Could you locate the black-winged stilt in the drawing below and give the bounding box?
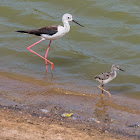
[17,13,83,71]
[95,64,125,98]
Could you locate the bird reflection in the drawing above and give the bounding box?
[44,71,54,82]
[94,96,111,132]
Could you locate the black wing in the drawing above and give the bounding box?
[17,26,58,36]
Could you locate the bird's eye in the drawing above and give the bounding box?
[68,17,70,19]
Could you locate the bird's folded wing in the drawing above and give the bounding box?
[28,26,58,36]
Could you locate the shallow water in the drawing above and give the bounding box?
[0,0,140,99]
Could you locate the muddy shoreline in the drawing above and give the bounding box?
[0,71,140,139]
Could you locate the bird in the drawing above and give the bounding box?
[95,64,125,98]
[16,13,84,71]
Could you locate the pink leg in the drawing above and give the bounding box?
[102,84,104,94]
[45,40,52,71]
[27,39,54,70]
[98,84,111,98]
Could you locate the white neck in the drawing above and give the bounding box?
[62,20,70,33]
[112,70,117,79]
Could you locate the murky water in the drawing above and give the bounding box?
[0,0,140,99]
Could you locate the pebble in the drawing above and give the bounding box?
[40,109,49,113]
[105,130,108,133]
[89,118,100,124]
[27,120,33,124]
[118,113,122,117]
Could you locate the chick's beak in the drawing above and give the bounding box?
[119,68,125,72]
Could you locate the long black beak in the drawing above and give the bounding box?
[72,20,84,27]
[119,68,125,72]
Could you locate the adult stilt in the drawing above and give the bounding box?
[17,13,83,71]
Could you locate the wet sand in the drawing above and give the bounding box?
[0,71,140,140]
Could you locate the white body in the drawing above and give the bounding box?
[41,14,72,40]
[100,71,117,85]
[41,25,70,40]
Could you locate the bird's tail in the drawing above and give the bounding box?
[95,75,99,79]
[16,30,29,34]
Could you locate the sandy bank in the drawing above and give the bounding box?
[0,71,140,139]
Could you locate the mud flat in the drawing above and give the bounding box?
[0,71,140,140]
